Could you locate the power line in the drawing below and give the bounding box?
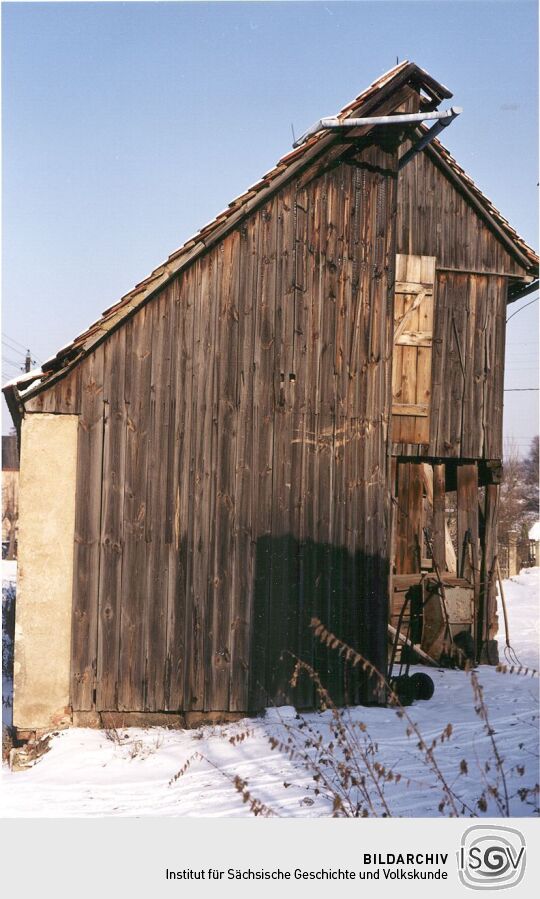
[1,340,27,359]
[2,357,25,369]
[504,388,539,392]
[1,332,28,352]
[1,333,42,368]
[506,296,539,324]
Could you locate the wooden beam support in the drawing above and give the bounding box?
[457,463,479,580]
[432,463,446,572]
[396,462,424,574]
[479,484,500,662]
[457,463,480,658]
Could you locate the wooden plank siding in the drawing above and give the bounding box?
[397,143,526,277]
[391,270,508,459]
[22,111,528,709]
[29,137,398,714]
[391,254,436,446]
[392,142,522,461]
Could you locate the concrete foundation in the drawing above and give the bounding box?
[13,413,78,732]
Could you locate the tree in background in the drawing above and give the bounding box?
[520,435,539,521]
[498,436,539,573]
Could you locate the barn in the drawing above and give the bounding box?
[4,61,538,737]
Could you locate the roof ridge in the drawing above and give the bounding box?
[4,62,536,402]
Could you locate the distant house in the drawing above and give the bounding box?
[3,61,538,737]
[2,434,19,559]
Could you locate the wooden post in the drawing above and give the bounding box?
[479,483,499,662]
[457,463,480,658]
[432,463,446,572]
[508,534,518,577]
[396,461,423,574]
[457,464,479,579]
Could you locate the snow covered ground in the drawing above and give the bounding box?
[1,563,538,818]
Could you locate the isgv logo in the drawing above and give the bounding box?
[458,826,526,890]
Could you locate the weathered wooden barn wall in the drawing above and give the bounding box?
[393,146,524,459]
[397,145,525,276]
[25,136,399,713]
[388,147,529,663]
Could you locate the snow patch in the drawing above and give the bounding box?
[264,706,298,721]
[1,567,538,817]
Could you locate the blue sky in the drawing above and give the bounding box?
[2,0,538,452]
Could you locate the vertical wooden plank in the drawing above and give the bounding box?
[486,277,506,460]
[249,200,277,711]
[479,483,499,657]
[457,462,480,658]
[398,254,422,445]
[432,462,446,572]
[391,283,405,446]
[144,293,172,710]
[430,271,448,455]
[413,255,435,444]
[206,233,240,710]
[166,270,195,711]
[295,171,325,702]
[268,184,298,706]
[466,276,485,458]
[307,174,331,695]
[457,463,479,583]
[391,254,435,449]
[118,306,153,711]
[230,217,257,712]
[396,461,423,574]
[315,170,341,700]
[448,275,467,457]
[290,184,315,710]
[395,462,409,575]
[329,167,349,702]
[363,160,389,701]
[186,257,217,711]
[71,346,105,710]
[96,330,126,710]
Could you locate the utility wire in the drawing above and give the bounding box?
[2,357,25,369]
[506,296,539,324]
[504,388,539,392]
[1,332,29,352]
[1,333,42,366]
[1,340,27,358]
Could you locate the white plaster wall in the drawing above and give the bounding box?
[13,413,79,731]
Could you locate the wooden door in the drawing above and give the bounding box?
[391,254,436,445]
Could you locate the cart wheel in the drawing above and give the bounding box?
[391,676,415,706]
[410,672,435,700]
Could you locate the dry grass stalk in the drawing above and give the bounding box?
[496,663,538,678]
[309,618,462,816]
[167,621,537,818]
[169,745,276,817]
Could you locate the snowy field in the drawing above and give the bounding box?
[1,563,538,818]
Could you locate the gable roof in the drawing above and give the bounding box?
[422,133,538,282]
[5,61,538,409]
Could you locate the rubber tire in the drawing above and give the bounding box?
[410,672,435,701]
[391,676,415,706]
